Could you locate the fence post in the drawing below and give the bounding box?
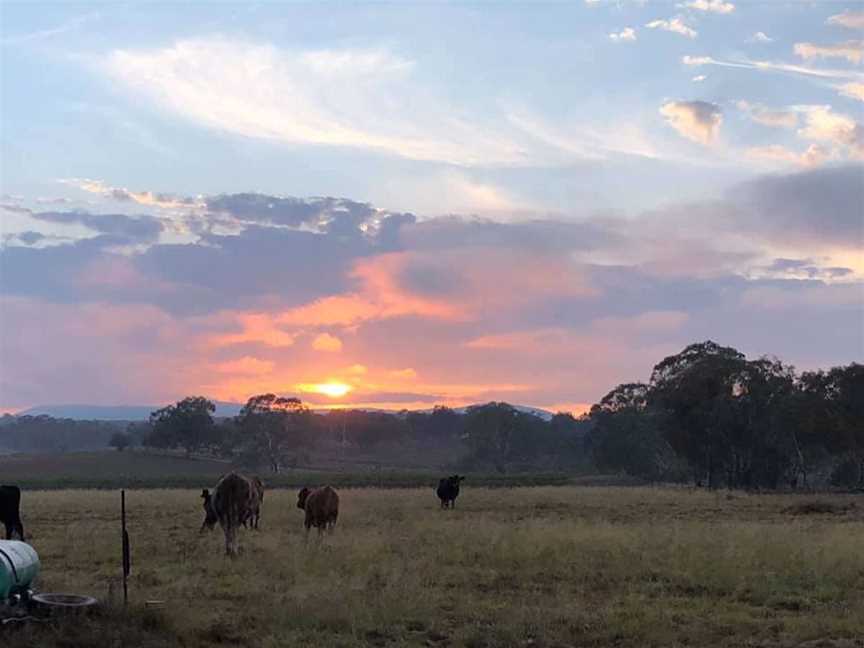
[121,490,130,607]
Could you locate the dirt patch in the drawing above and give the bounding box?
[781,501,855,516]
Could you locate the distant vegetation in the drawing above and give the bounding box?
[587,341,862,490]
[2,340,860,490]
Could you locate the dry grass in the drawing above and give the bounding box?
[6,487,864,647]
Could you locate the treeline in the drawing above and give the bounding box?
[3,340,860,489]
[0,414,128,453]
[587,341,862,489]
[128,395,591,473]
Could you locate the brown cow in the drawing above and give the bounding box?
[297,486,339,540]
[201,472,257,556]
[245,476,264,530]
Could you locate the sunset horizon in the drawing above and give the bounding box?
[2,1,862,416]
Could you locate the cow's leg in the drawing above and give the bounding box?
[224,525,238,557]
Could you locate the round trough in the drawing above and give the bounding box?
[30,592,98,614]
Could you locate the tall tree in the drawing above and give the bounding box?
[587,383,677,480]
[802,364,864,486]
[649,341,747,488]
[148,396,216,455]
[236,394,312,473]
[463,402,549,473]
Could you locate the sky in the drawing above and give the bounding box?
[0,0,862,414]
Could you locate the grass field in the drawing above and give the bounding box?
[5,486,864,647]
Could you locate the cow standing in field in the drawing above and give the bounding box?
[297,486,339,540]
[200,475,263,533]
[245,476,264,530]
[200,473,257,556]
[0,485,24,540]
[436,475,464,509]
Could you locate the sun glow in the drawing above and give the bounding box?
[298,381,353,398]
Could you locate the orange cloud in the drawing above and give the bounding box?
[213,356,275,375]
[312,332,343,352]
[207,313,296,348]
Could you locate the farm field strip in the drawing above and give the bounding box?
[8,486,864,648]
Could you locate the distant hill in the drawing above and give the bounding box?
[18,402,244,420]
[17,402,556,421]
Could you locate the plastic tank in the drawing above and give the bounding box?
[0,540,40,600]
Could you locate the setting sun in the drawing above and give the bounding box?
[297,381,352,398]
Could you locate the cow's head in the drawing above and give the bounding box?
[297,487,311,510]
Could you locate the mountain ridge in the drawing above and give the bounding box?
[15,402,557,421]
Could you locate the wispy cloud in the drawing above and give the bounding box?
[837,82,864,102]
[1,11,99,46]
[679,0,734,15]
[60,178,202,211]
[794,41,864,65]
[750,32,773,44]
[646,16,698,39]
[609,27,637,43]
[827,10,864,30]
[103,38,529,167]
[682,54,864,81]
[736,101,799,128]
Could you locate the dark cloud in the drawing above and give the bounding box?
[1,168,861,325]
[403,216,617,252]
[204,194,406,240]
[732,165,864,247]
[137,225,370,314]
[30,209,164,243]
[761,258,854,279]
[11,231,45,246]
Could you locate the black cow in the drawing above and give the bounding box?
[0,485,25,540]
[436,475,465,509]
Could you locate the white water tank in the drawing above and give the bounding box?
[0,540,40,600]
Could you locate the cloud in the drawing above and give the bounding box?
[732,165,864,248]
[796,105,864,158]
[660,101,722,145]
[609,28,637,43]
[692,75,707,82]
[61,178,201,210]
[682,54,864,81]
[749,258,854,282]
[214,356,275,375]
[103,38,529,167]
[794,41,864,65]
[646,17,698,39]
[745,144,834,168]
[827,10,864,30]
[736,101,799,128]
[3,168,862,410]
[837,82,864,101]
[1,11,99,45]
[679,0,734,14]
[5,231,46,246]
[312,333,343,353]
[9,205,164,244]
[750,32,774,43]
